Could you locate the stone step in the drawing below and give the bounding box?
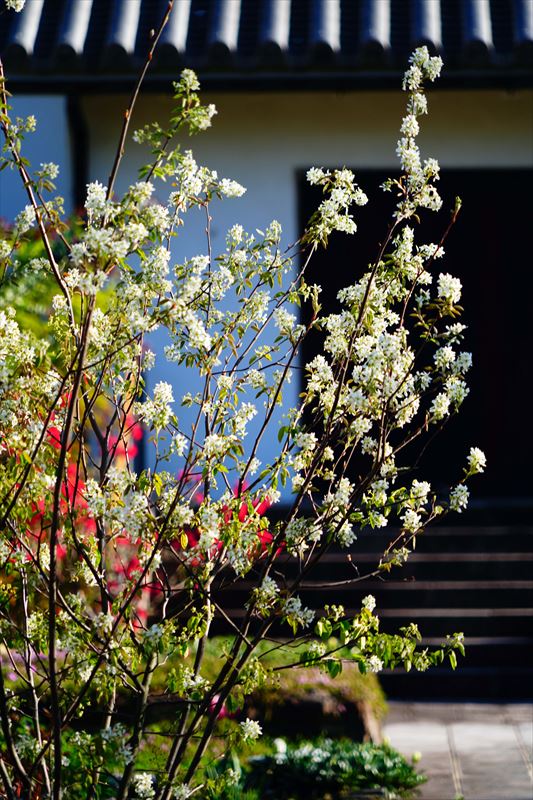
[421,636,533,667]
[209,522,533,699]
[216,580,533,610]
[285,553,533,581]
[380,666,533,701]
[298,580,533,608]
[379,607,533,638]
[317,551,533,562]
[352,526,533,555]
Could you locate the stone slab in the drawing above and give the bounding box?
[383,702,533,800]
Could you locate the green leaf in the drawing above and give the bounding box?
[325,659,342,679]
[315,618,332,641]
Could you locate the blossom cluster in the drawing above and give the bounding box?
[304,167,368,246]
[386,46,444,218]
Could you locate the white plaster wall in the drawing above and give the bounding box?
[0,96,73,221]
[83,88,533,251]
[82,89,533,481]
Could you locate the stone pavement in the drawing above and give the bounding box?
[382,702,533,800]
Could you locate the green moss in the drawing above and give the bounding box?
[253,661,386,718]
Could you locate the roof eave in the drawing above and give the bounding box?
[5,69,533,94]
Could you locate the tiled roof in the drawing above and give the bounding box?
[1,0,532,89]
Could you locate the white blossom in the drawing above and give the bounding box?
[130,181,155,205]
[169,504,194,528]
[143,203,171,234]
[402,508,422,532]
[5,0,25,10]
[227,223,244,244]
[306,167,328,185]
[438,273,462,304]
[133,772,155,799]
[250,576,279,613]
[218,178,246,198]
[396,138,421,174]
[0,239,12,260]
[197,103,217,130]
[411,92,428,115]
[172,785,192,800]
[411,480,431,506]
[180,68,200,90]
[217,374,234,392]
[285,518,321,557]
[266,219,282,241]
[467,447,486,474]
[362,595,376,613]
[233,402,257,436]
[169,432,187,456]
[449,484,469,513]
[203,433,228,458]
[274,307,296,335]
[400,114,420,137]
[14,205,36,235]
[402,64,423,92]
[281,596,315,629]
[446,376,469,407]
[85,181,107,215]
[445,322,467,343]
[337,521,356,547]
[137,382,174,429]
[434,346,456,371]
[39,161,59,180]
[240,718,262,743]
[246,369,267,390]
[453,352,472,374]
[403,46,442,90]
[430,392,450,420]
[325,477,353,510]
[142,624,164,647]
[28,257,49,271]
[367,655,384,673]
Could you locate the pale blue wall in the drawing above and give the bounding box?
[0,96,73,221]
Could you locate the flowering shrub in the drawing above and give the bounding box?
[0,3,486,799]
[245,737,425,799]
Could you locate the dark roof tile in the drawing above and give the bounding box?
[159,0,192,56]
[1,0,531,86]
[412,0,443,51]
[57,0,93,58]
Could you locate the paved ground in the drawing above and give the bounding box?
[382,702,533,800]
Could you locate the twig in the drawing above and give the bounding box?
[106,1,175,200]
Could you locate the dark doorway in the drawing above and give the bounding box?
[299,169,533,510]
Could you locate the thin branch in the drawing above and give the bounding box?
[106,1,175,200]
[0,60,76,333]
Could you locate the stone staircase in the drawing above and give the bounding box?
[380,527,533,701]
[306,524,533,701]
[216,522,533,701]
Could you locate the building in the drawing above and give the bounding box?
[1,0,532,698]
